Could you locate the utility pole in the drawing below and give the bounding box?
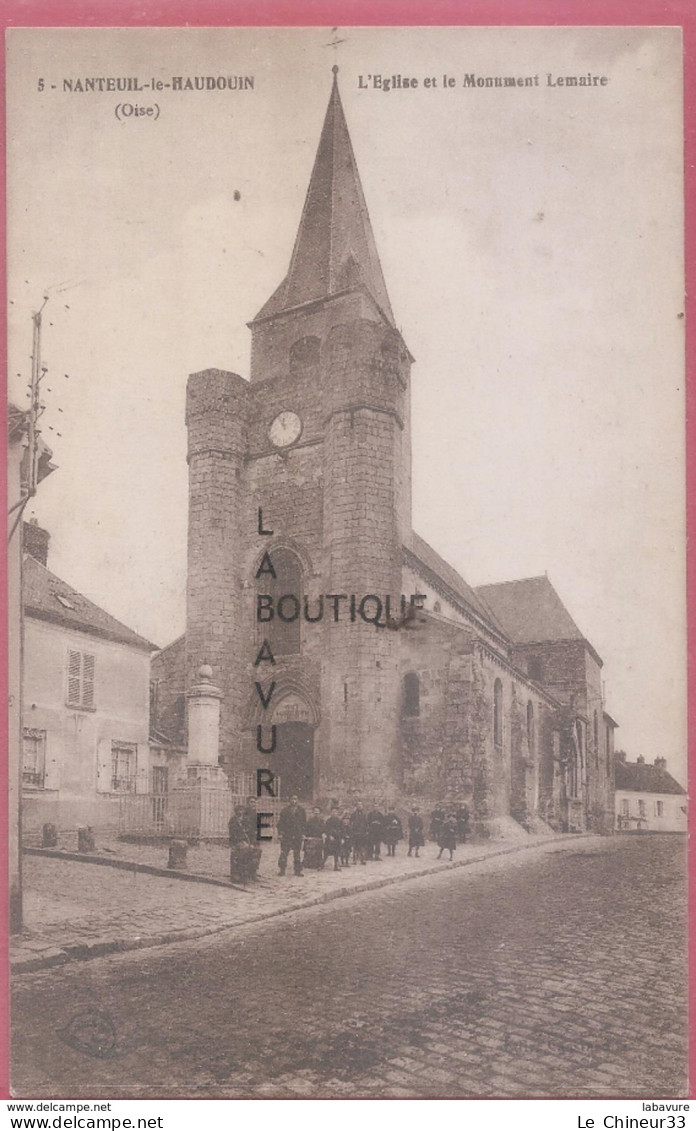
[8,296,49,543]
[27,296,49,498]
[8,296,54,933]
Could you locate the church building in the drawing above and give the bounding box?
[152,69,616,836]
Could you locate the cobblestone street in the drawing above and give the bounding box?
[14,824,545,968]
[11,835,687,1099]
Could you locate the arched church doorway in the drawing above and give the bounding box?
[257,692,315,801]
[274,721,314,800]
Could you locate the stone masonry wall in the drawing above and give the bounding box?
[399,616,477,803]
[186,369,248,763]
[319,319,409,795]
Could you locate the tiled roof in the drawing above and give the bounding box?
[8,403,28,440]
[407,534,506,634]
[475,575,586,647]
[23,554,157,652]
[615,759,686,796]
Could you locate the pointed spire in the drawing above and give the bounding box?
[253,68,395,325]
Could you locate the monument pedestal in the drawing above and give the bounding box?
[167,665,232,838]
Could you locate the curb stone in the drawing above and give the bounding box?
[12,833,596,974]
[22,847,249,892]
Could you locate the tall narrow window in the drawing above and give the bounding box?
[493,679,503,748]
[22,728,46,788]
[259,548,303,656]
[576,720,585,762]
[151,766,168,795]
[569,722,584,798]
[403,672,420,717]
[526,700,535,757]
[67,650,95,709]
[593,710,599,767]
[150,680,160,730]
[111,742,137,793]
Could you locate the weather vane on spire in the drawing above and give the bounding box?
[325,26,346,71]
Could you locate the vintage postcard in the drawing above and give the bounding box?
[6,24,688,1101]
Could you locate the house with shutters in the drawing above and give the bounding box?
[21,521,160,835]
[614,752,687,833]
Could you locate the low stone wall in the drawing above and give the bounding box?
[22,793,122,841]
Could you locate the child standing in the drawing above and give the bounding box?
[383,806,403,857]
[437,813,458,861]
[324,807,343,871]
[339,814,352,867]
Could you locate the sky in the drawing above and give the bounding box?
[6,26,686,779]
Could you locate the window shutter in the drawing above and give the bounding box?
[67,650,81,705]
[43,735,60,791]
[82,653,95,708]
[96,739,111,793]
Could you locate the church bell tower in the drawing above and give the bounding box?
[186,68,413,799]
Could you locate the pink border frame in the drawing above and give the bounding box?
[0,0,692,1102]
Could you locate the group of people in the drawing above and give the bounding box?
[275,797,406,876]
[428,801,471,860]
[228,795,471,882]
[403,801,470,860]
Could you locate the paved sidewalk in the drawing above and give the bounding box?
[12,829,595,973]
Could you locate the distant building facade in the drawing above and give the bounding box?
[153,71,617,835]
[614,753,687,833]
[21,525,162,834]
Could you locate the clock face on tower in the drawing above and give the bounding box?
[269,410,302,448]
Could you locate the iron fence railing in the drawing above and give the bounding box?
[118,787,286,839]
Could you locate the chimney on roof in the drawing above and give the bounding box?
[636,755,645,764]
[23,519,50,567]
[654,756,667,770]
[615,750,627,763]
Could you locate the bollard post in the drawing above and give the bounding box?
[77,827,95,853]
[42,822,58,848]
[168,839,188,870]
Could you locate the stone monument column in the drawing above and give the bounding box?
[186,663,224,784]
[172,665,228,837]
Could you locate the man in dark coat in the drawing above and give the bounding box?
[350,802,368,865]
[324,807,343,871]
[408,806,425,857]
[228,806,248,848]
[455,802,470,844]
[228,804,262,883]
[277,795,307,876]
[437,813,458,860]
[242,796,258,843]
[429,802,446,844]
[383,806,403,856]
[366,805,385,860]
